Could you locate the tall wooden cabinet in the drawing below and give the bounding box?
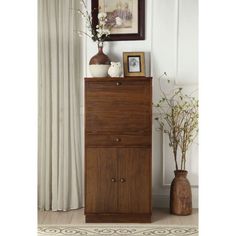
[84,77,152,223]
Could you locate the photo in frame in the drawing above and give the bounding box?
[123,52,145,76]
[92,0,145,41]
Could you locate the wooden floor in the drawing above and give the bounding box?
[38,208,198,225]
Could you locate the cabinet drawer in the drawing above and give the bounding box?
[86,134,151,147]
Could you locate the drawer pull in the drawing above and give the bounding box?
[120,178,126,183]
[111,178,116,182]
[115,138,121,142]
[116,82,122,86]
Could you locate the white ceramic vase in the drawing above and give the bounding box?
[89,64,110,77]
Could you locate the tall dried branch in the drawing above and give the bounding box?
[154,73,199,171]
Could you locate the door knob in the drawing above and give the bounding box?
[111,178,116,182]
[120,178,126,183]
[115,138,121,142]
[116,82,122,86]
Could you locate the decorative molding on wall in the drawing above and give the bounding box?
[174,0,198,85]
[174,0,180,85]
[162,131,198,188]
[152,194,169,208]
[154,110,198,188]
[152,193,198,208]
[150,0,154,77]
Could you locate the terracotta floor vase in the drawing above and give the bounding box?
[170,170,192,215]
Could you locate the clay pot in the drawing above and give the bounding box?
[170,170,192,215]
[89,43,111,77]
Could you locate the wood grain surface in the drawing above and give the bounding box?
[84,77,152,223]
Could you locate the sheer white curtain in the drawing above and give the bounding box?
[38,0,83,211]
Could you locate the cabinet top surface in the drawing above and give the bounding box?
[85,77,152,82]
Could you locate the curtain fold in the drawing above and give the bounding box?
[38,0,82,211]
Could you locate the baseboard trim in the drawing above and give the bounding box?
[152,194,198,208]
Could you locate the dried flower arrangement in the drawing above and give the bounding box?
[154,73,199,170]
[76,0,111,46]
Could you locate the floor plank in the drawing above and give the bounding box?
[38,208,198,225]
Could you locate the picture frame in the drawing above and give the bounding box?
[91,0,145,41]
[123,52,145,76]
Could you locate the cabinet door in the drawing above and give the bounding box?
[85,80,152,135]
[85,148,118,213]
[117,148,151,214]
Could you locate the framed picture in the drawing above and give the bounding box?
[92,0,145,41]
[123,52,145,76]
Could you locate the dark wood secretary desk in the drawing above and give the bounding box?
[84,77,152,223]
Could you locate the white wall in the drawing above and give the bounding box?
[151,0,198,208]
[80,0,198,208]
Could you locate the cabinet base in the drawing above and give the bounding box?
[85,214,152,223]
